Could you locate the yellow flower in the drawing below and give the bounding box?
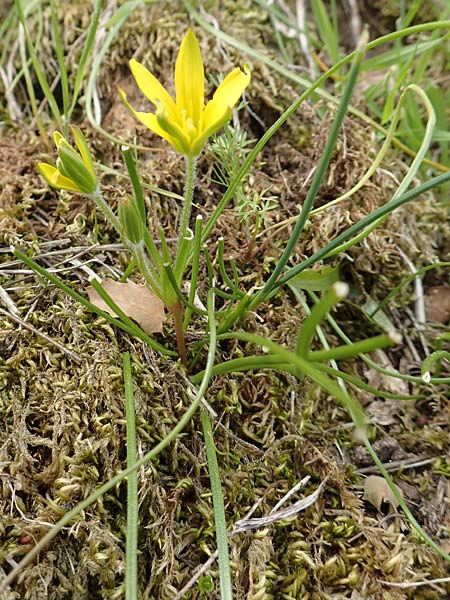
[37,127,97,194]
[119,28,250,157]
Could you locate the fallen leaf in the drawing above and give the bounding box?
[424,285,450,324]
[86,280,165,334]
[363,475,403,513]
[365,350,409,396]
[366,399,400,426]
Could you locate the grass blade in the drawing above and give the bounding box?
[14,0,62,128]
[49,0,69,124]
[123,352,138,600]
[249,29,369,310]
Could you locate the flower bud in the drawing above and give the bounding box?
[57,146,98,195]
[119,196,144,244]
[36,128,98,195]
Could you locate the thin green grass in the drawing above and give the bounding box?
[11,0,102,135]
[200,291,232,600]
[123,352,138,600]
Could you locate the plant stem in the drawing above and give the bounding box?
[296,283,348,358]
[133,242,162,298]
[169,299,188,367]
[183,215,203,330]
[90,188,121,232]
[177,154,196,257]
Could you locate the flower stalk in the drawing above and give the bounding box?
[178,154,197,256]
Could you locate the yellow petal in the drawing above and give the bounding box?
[175,29,204,124]
[53,131,73,154]
[119,89,185,154]
[203,64,250,130]
[37,163,82,193]
[189,107,233,157]
[71,126,96,177]
[155,107,192,155]
[129,58,177,119]
[53,131,65,147]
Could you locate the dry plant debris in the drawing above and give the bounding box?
[86,280,166,334]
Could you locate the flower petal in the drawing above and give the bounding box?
[175,29,204,123]
[189,108,233,157]
[119,89,186,154]
[37,163,82,193]
[129,58,177,119]
[155,107,192,155]
[71,126,96,177]
[53,131,65,147]
[203,64,250,130]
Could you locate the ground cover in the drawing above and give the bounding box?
[0,1,449,598]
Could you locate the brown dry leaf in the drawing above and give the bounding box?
[86,280,165,334]
[363,475,403,513]
[366,399,400,426]
[424,285,450,324]
[365,350,409,396]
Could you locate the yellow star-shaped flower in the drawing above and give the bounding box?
[120,29,250,157]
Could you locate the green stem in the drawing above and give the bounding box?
[308,333,399,363]
[133,242,162,298]
[421,351,450,382]
[169,300,188,367]
[183,215,204,330]
[296,283,348,358]
[89,188,121,232]
[122,146,146,221]
[177,154,196,259]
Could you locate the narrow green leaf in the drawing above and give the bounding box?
[311,0,340,64]
[287,264,340,292]
[123,352,138,600]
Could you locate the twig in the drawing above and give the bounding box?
[379,576,450,589]
[396,246,426,326]
[355,455,436,475]
[0,284,20,315]
[233,476,328,533]
[173,476,328,599]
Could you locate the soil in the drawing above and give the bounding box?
[0,1,449,599]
